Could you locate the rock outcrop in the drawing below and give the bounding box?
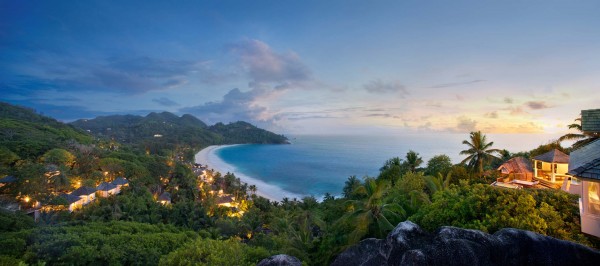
[331,221,600,266]
[257,254,302,266]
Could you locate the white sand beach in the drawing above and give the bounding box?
[195,145,304,202]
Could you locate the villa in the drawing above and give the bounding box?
[533,149,571,189]
[111,177,129,193]
[96,182,119,197]
[62,193,86,212]
[217,194,236,208]
[567,109,600,238]
[70,186,97,205]
[497,157,533,181]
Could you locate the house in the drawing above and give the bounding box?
[61,193,86,212]
[70,186,97,205]
[568,139,600,238]
[217,195,237,208]
[532,149,571,189]
[158,192,171,205]
[96,182,118,197]
[497,157,534,181]
[567,108,600,238]
[111,177,129,193]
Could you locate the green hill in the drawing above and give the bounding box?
[70,112,288,151]
[0,102,92,159]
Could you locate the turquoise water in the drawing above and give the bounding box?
[215,133,562,198]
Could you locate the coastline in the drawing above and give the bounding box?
[195,145,304,202]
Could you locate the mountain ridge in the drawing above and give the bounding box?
[69,110,288,149]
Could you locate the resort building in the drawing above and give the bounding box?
[568,109,600,238]
[158,191,171,205]
[111,177,129,193]
[70,186,97,205]
[96,182,119,197]
[497,157,534,181]
[62,193,86,212]
[217,194,237,208]
[494,157,538,189]
[533,149,571,189]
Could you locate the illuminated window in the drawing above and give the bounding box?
[571,177,581,185]
[589,182,600,216]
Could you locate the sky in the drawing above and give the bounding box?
[1,0,599,135]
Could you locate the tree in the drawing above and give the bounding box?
[345,178,405,243]
[41,148,75,168]
[0,147,20,167]
[50,167,71,192]
[558,117,600,149]
[424,172,452,196]
[459,131,501,175]
[342,175,362,199]
[404,150,423,172]
[378,157,406,186]
[424,154,452,176]
[98,158,126,180]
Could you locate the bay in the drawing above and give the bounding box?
[212,133,564,199]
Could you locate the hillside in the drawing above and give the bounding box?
[0,102,93,159]
[70,111,288,151]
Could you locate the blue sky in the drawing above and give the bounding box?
[2,0,599,134]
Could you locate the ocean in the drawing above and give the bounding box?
[201,133,564,200]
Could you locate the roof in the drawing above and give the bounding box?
[0,175,17,183]
[96,182,117,191]
[71,186,97,196]
[533,149,570,164]
[497,157,533,174]
[158,192,171,201]
[112,177,129,186]
[217,195,235,204]
[582,109,600,133]
[61,193,82,204]
[568,139,600,180]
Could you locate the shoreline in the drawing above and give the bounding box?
[195,145,304,202]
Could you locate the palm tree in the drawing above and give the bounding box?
[342,175,362,199]
[558,118,600,149]
[404,150,423,172]
[424,172,452,196]
[378,157,405,186]
[345,178,405,243]
[460,131,501,175]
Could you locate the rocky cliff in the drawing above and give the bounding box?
[331,221,600,266]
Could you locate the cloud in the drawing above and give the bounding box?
[365,113,400,118]
[484,111,498,119]
[454,116,478,132]
[526,101,549,110]
[503,97,514,104]
[229,39,311,88]
[179,88,272,126]
[152,97,180,107]
[363,79,409,95]
[2,100,158,121]
[286,115,337,121]
[509,107,527,115]
[429,79,485,89]
[3,56,206,96]
[180,39,320,127]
